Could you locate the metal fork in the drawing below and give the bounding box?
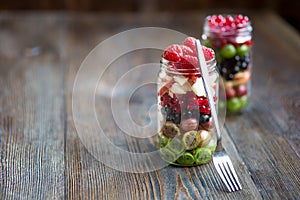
[195,39,242,192]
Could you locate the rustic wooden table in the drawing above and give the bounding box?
[0,11,299,200]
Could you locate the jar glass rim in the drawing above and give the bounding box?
[160,56,216,75]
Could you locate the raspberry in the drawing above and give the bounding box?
[183,37,197,53]
[181,45,195,56]
[163,37,215,74]
[202,46,215,60]
[163,44,183,62]
[184,37,215,61]
[164,51,180,62]
[182,55,198,68]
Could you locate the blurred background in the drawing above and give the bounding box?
[0,0,299,31]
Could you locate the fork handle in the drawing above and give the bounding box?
[195,39,222,143]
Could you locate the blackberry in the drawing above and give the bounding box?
[233,65,240,73]
[172,113,181,124]
[221,67,227,75]
[199,114,210,125]
[234,55,240,62]
[241,61,248,70]
[166,115,173,121]
[220,54,250,80]
[165,107,173,114]
[244,54,250,63]
[226,73,234,80]
[164,107,181,124]
[220,57,236,69]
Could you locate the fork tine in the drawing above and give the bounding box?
[217,163,234,192]
[223,162,240,191]
[226,161,242,190]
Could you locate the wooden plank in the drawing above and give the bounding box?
[225,12,300,200]
[0,11,298,200]
[64,12,262,199]
[0,13,66,199]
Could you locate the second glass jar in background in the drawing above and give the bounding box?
[202,14,253,113]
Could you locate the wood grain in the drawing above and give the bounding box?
[0,11,299,200]
[0,14,66,199]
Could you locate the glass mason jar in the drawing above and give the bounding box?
[202,14,253,113]
[157,56,218,166]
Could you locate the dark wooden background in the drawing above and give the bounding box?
[0,0,300,31]
[0,10,299,199]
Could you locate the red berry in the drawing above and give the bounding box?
[225,15,234,26]
[203,98,209,106]
[183,37,215,61]
[197,96,204,105]
[173,105,181,113]
[183,37,197,53]
[207,14,250,30]
[244,40,253,46]
[181,45,195,56]
[235,84,247,97]
[202,46,215,60]
[197,96,209,106]
[215,15,225,24]
[160,93,171,106]
[163,51,180,62]
[200,105,211,115]
[226,87,236,99]
[182,55,198,68]
[208,15,218,27]
[163,44,183,62]
[235,14,244,21]
[234,14,249,28]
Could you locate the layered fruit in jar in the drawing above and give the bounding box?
[157,37,218,166]
[202,14,253,113]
